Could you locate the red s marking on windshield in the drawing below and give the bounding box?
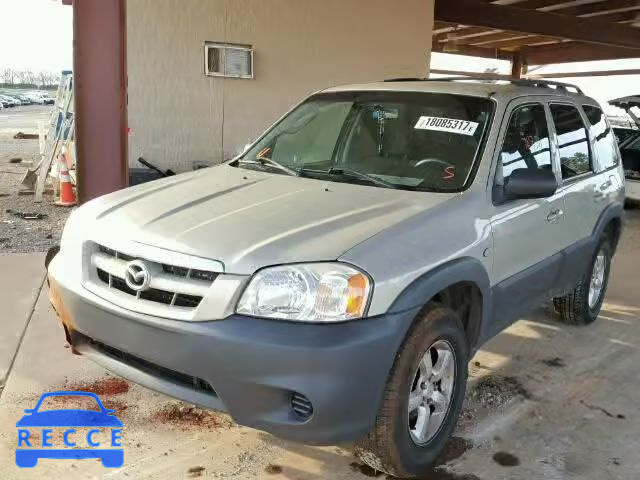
[443,166,455,180]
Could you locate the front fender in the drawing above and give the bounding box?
[387,257,492,352]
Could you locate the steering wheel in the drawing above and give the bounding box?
[413,158,455,169]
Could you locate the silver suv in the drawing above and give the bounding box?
[48,78,625,477]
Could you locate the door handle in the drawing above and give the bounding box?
[599,181,612,191]
[546,209,563,222]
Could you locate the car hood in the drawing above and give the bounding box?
[83,165,457,274]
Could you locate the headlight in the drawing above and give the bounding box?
[236,263,371,322]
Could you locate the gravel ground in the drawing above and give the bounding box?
[0,106,71,253]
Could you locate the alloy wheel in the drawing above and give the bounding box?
[408,340,456,445]
[588,251,607,309]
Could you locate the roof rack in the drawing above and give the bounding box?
[383,76,584,95]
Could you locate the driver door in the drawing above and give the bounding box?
[489,99,571,328]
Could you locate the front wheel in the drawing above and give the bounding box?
[354,305,468,478]
[553,235,612,326]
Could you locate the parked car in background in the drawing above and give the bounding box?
[610,96,640,205]
[613,126,637,145]
[13,94,33,105]
[616,129,640,205]
[24,91,54,105]
[26,93,44,104]
[48,78,625,478]
[0,95,18,108]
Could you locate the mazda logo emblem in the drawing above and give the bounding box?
[124,260,151,292]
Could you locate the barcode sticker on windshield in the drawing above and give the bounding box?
[414,116,479,136]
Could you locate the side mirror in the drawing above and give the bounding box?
[503,168,558,199]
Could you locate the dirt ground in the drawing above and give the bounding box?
[0,106,71,253]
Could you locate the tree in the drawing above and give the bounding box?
[2,68,16,85]
[22,69,37,86]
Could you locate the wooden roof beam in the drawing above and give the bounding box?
[440,1,622,40]
[433,27,505,45]
[526,41,640,63]
[556,0,640,17]
[480,0,594,12]
[431,42,513,60]
[528,68,640,78]
[434,0,640,49]
[464,31,557,46]
[474,35,565,49]
[587,10,640,23]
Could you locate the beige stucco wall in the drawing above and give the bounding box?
[127,0,434,171]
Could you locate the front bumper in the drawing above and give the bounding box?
[48,253,418,445]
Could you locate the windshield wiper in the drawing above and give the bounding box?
[236,156,299,177]
[299,167,399,189]
[325,167,399,189]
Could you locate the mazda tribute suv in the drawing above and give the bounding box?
[47,78,625,477]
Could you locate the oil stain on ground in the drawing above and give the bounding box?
[152,403,234,430]
[264,463,283,474]
[187,465,206,477]
[540,357,566,368]
[579,400,626,419]
[43,378,131,413]
[492,451,520,467]
[65,376,131,396]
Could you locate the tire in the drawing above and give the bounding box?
[553,235,612,326]
[354,305,468,478]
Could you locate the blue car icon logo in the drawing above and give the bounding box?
[16,391,123,468]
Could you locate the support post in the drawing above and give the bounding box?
[72,0,128,204]
[511,52,524,79]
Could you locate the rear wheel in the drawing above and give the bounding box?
[354,306,468,478]
[553,235,612,326]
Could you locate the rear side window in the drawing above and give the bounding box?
[499,104,552,182]
[550,104,591,179]
[583,105,619,170]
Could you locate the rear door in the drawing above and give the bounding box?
[490,98,571,327]
[549,103,607,242]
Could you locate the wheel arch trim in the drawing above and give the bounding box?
[591,202,624,251]
[386,257,491,352]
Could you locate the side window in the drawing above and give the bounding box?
[550,104,592,179]
[583,105,619,170]
[500,104,552,182]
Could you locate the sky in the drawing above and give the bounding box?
[0,0,72,73]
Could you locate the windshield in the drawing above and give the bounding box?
[235,91,493,191]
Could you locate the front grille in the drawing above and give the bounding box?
[75,332,216,396]
[92,244,217,309]
[290,392,313,419]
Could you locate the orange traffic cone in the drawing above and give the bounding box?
[55,162,77,207]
